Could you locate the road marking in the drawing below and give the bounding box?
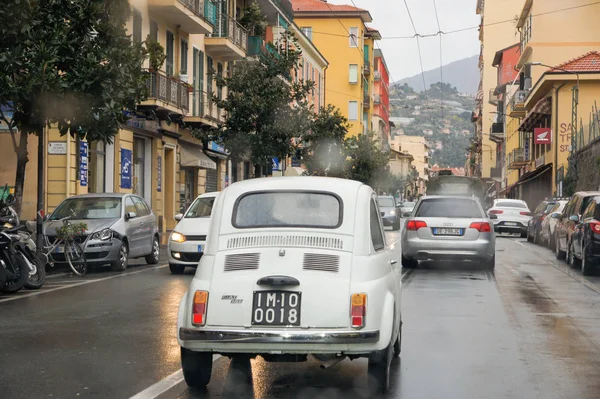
[0,264,168,304]
[513,240,525,246]
[129,355,222,399]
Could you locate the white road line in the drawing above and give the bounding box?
[129,355,221,399]
[513,240,525,246]
[0,264,168,304]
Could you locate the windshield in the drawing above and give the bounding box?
[185,196,216,218]
[415,198,483,218]
[234,192,341,228]
[495,201,527,209]
[403,202,416,208]
[49,197,122,220]
[378,197,395,207]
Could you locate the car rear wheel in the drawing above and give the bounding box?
[181,348,213,389]
[368,341,392,394]
[582,242,594,276]
[169,263,185,274]
[401,254,418,269]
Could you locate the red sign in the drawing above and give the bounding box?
[534,127,552,144]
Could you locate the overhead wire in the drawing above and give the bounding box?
[402,0,428,108]
[432,0,443,119]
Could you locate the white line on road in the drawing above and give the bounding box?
[0,264,168,304]
[129,355,221,399]
[513,240,525,246]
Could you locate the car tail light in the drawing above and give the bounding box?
[540,214,546,221]
[350,293,367,329]
[192,291,209,326]
[489,210,503,214]
[520,211,532,216]
[590,221,600,234]
[406,220,427,230]
[469,222,491,232]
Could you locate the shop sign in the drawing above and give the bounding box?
[157,155,162,193]
[272,157,281,171]
[79,141,88,187]
[121,148,132,189]
[209,141,227,154]
[48,142,67,155]
[534,127,552,145]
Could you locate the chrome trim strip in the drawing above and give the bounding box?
[179,328,380,344]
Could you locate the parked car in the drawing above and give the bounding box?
[488,199,532,237]
[540,200,568,249]
[168,192,220,274]
[377,195,401,230]
[567,196,600,275]
[43,194,160,271]
[527,198,565,244]
[176,177,402,393]
[401,195,496,268]
[399,201,416,217]
[555,191,600,261]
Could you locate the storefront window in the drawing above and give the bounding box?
[88,141,105,193]
[133,137,145,197]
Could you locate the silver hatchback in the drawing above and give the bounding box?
[401,195,496,269]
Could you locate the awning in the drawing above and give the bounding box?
[518,96,552,132]
[180,144,216,170]
[284,167,306,176]
[517,163,552,185]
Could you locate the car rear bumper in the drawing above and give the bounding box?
[402,237,494,261]
[179,327,380,344]
[493,221,528,232]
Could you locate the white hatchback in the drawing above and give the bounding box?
[176,177,403,393]
[168,192,220,274]
[488,199,532,237]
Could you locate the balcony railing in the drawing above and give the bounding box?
[488,88,499,105]
[508,147,528,169]
[179,0,217,25]
[190,90,225,123]
[146,71,190,113]
[212,12,248,52]
[509,89,529,115]
[363,92,371,108]
[374,70,381,81]
[363,63,371,75]
[373,94,381,104]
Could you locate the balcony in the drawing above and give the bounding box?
[490,122,504,142]
[490,166,502,178]
[205,13,248,61]
[373,94,381,104]
[148,0,215,34]
[488,88,499,105]
[142,71,190,115]
[255,0,294,25]
[363,93,371,108]
[184,90,225,127]
[509,89,529,117]
[363,63,371,75]
[508,147,528,169]
[374,70,381,81]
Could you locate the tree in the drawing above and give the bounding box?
[0,0,148,231]
[301,105,349,177]
[208,31,313,167]
[345,132,390,187]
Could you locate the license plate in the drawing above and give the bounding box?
[252,291,301,326]
[504,222,517,226]
[197,245,203,252]
[55,246,64,253]
[433,228,463,236]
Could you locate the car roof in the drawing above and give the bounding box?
[224,176,365,197]
[377,195,394,199]
[65,193,127,199]
[494,198,525,202]
[198,191,220,199]
[420,195,481,201]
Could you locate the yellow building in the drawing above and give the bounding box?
[291,0,378,137]
[390,134,431,195]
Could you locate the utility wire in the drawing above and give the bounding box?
[403,0,428,101]
[432,0,443,119]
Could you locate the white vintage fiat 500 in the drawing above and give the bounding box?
[176,176,403,392]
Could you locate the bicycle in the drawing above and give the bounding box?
[42,215,88,277]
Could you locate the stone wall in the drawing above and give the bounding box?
[575,136,600,192]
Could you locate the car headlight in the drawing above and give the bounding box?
[91,228,113,241]
[171,231,186,243]
[389,210,396,215]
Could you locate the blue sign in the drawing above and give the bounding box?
[0,102,14,131]
[209,141,227,154]
[272,157,281,171]
[524,136,530,161]
[79,141,88,187]
[121,148,132,189]
[291,156,301,167]
[157,155,162,193]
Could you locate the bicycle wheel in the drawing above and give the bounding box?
[65,241,87,277]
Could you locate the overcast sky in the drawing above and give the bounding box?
[328,0,481,81]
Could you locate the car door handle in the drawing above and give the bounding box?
[257,275,300,286]
[390,259,398,265]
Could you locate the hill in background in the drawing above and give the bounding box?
[394,55,479,95]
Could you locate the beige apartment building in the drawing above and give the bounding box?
[390,134,431,195]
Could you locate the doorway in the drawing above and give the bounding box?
[165,147,176,230]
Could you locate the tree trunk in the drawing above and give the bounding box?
[13,131,29,217]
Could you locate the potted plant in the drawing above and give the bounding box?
[239,2,268,37]
[145,35,166,72]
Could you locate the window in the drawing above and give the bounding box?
[125,197,137,216]
[349,64,358,84]
[580,196,595,215]
[207,56,214,94]
[132,196,150,216]
[150,20,158,42]
[132,10,142,43]
[180,39,188,74]
[378,197,395,208]
[233,192,342,228]
[301,27,312,40]
[166,31,174,76]
[415,198,483,218]
[583,200,595,219]
[370,199,385,251]
[495,201,527,209]
[185,196,216,218]
[348,101,358,121]
[217,62,223,100]
[50,197,122,220]
[349,27,358,47]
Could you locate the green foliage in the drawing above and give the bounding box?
[56,222,87,241]
[345,132,390,187]
[145,36,166,71]
[239,2,268,37]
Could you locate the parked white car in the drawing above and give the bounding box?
[488,199,532,237]
[540,200,568,249]
[168,192,220,274]
[176,177,403,393]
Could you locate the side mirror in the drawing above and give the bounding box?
[174,213,183,222]
[126,211,137,220]
[489,213,498,220]
[569,215,580,223]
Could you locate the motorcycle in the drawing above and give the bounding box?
[0,186,46,292]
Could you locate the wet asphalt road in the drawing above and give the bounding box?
[3,230,600,398]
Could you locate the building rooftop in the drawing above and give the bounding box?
[291,0,373,21]
[551,51,600,73]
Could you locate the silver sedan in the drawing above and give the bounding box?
[401,195,496,269]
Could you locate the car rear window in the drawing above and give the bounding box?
[233,191,342,228]
[415,198,483,218]
[377,197,395,207]
[495,201,527,208]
